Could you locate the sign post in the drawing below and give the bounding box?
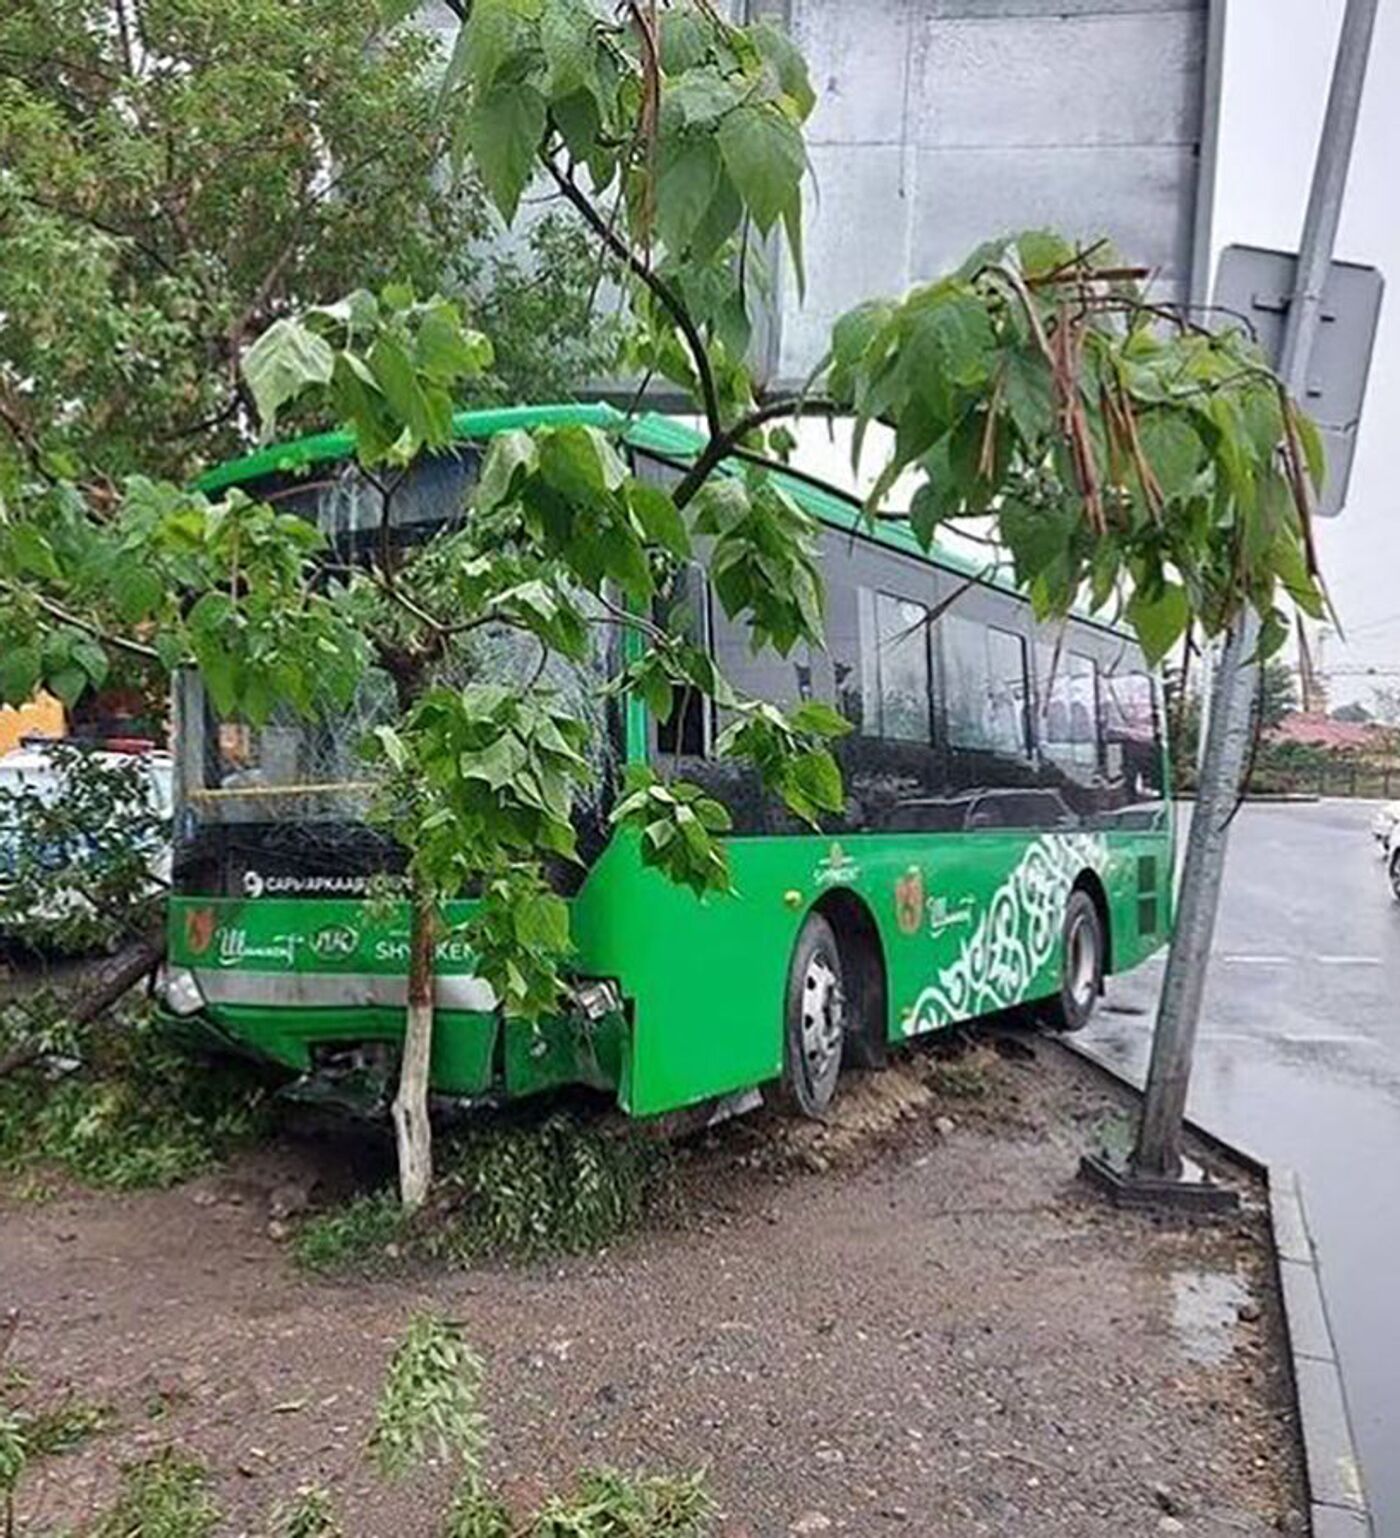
[1084,0,1383,1206]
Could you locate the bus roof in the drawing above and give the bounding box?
[196,401,1132,641]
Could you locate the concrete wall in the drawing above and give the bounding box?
[761,0,1219,387]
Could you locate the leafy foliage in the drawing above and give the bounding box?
[270,1486,343,1538]
[824,231,1327,665]
[0,1005,270,1189]
[371,1315,488,1484]
[293,1115,671,1275]
[90,1449,220,1538]
[0,0,610,484]
[533,1469,713,1537]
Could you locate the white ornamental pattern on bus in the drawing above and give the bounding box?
[904,833,1110,1035]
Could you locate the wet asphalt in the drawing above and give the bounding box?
[1081,799,1400,1534]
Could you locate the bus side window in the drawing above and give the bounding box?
[1103,664,1165,802]
[857,589,933,742]
[943,615,1031,758]
[1040,647,1103,780]
[653,563,710,758]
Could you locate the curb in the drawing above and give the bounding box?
[1050,1037,1372,1537]
[1269,1166,1371,1536]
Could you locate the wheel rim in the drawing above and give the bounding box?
[800,948,844,1087]
[1066,911,1099,1010]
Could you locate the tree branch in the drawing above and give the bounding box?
[540,152,723,437]
[671,396,842,509]
[0,580,161,662]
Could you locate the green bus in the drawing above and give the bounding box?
[160,402,1172,1119]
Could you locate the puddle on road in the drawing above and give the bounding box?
[1170,1268,1249,1366]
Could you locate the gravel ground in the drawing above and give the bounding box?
[1,1035,1305,1537]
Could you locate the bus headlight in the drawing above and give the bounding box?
[573,978,622,1022]
[160,965,206,1017]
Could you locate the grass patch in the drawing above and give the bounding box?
[294,1115,673,1277]
[292,1191,408,1276]
[0,1009,271,1191]
[91,1449,220,1538]
[16,1396,114,1458]
[532,1468,712,1535]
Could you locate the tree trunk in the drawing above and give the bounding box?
[0,927,166,1082]
[392,893,436,1211]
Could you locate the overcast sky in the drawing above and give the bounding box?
[1215,0,1398,706]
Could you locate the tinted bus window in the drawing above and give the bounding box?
[1042,648,1101,776]
[944,616,1030,757]
[1103,666,1164,802]
[858,590,932,742]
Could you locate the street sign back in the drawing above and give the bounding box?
[1213,243,1384,517]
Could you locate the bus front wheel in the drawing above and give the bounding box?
[781,912,846,1118]
[1041,888,1104,1033]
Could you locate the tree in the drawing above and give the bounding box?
[0,0,1327,1206]
[1259,658,1299,730]
[0,0,612,486]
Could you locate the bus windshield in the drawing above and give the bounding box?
[172,452,621,892]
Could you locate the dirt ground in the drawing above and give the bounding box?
[1,1035,1305,1537]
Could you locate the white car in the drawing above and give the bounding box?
[1372,800,1400,853]
[0,741,173,935]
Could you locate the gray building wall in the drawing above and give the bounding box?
[757,0,1222,387]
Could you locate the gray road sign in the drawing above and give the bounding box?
[1214,243,1384,518]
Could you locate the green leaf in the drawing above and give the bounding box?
[1137,414,1205,501]
[749,20,816,116]
[1125,582,1189,667]
[477,430,539,511]
[540,0,597,102]
[787,748,843,818]
[110,565,165,625]
[628,482,691,557]
[658,9,707,73]
[469,83,546,223]
[1001,350,1054,444]
[242,318,335,435]
[1295,410,1327,495]
[414,304,494,383]
[10,525,61,581]
[788,700,852,739]
[717,105,804,234]
[71,638,109,687]
[45,664,87,708]
[656,135,721,256]
[538,425,626,501]
[0,645,40,705]
[368,336,451,449]
[515,890,570,951]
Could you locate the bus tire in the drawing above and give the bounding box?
[1389,847,1400,903]
[781,912,846,1118]
[1041,888,1104,1033]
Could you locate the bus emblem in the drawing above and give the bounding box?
[311,924,359,959]
[895,868,924,935]
[184,907,217,956]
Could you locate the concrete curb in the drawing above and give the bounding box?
[1050,1037,1372,1537]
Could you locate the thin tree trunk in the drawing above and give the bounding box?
[392,892,436,1211]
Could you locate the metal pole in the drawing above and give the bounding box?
[1132,0,1379,1179]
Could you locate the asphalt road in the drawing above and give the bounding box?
[1081,799,1400,1534]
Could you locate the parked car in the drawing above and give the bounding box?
[0,738,172,945]
[1371,799,1400,852]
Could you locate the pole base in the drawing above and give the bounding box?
[1080,1147,1239,1213]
